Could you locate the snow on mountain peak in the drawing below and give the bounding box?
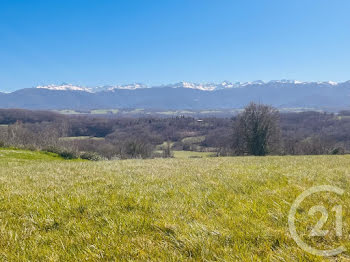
[35,80,343,93]
[315,81,339,86]
[36,83,148,92]
[327,81,338,86]
[293,80,304,84]
[180,82,218,91]
[99,83,148,92]
[36,84,93,92]
[172,81,245,91]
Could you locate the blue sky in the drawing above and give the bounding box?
[1,0,350,91]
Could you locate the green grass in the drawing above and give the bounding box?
[59,136,105,141]
[156,141,175,150]
[172,150,214,158]
[0,148,65,161]
[181,136,206,145]
[56,110,83,114]
[1,149,350,261]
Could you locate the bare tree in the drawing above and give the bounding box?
[234,102,280,156]
[162,140,173,158]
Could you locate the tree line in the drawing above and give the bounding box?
[0,105,349,159]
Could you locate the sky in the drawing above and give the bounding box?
[1,0,350,91]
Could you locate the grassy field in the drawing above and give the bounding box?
[172,150,214,158]
[0,148,350,261]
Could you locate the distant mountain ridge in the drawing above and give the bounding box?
[1,80,350,111]
[33,80,344,93]
[36,83,148,92]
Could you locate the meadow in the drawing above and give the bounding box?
[0,148,350,261]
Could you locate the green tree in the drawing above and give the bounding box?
[234,102,280,156]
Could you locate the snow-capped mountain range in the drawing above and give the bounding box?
[35,80,342,93]
[36,83,148,93]
[1,80,350,111]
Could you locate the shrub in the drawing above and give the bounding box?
[43,146,62,155]
[58,150,79,160]
[80,152,102,161]
[43,146,79,159]
[123,139,154,159]
[331,147,345,155]
[26,144,39,151]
